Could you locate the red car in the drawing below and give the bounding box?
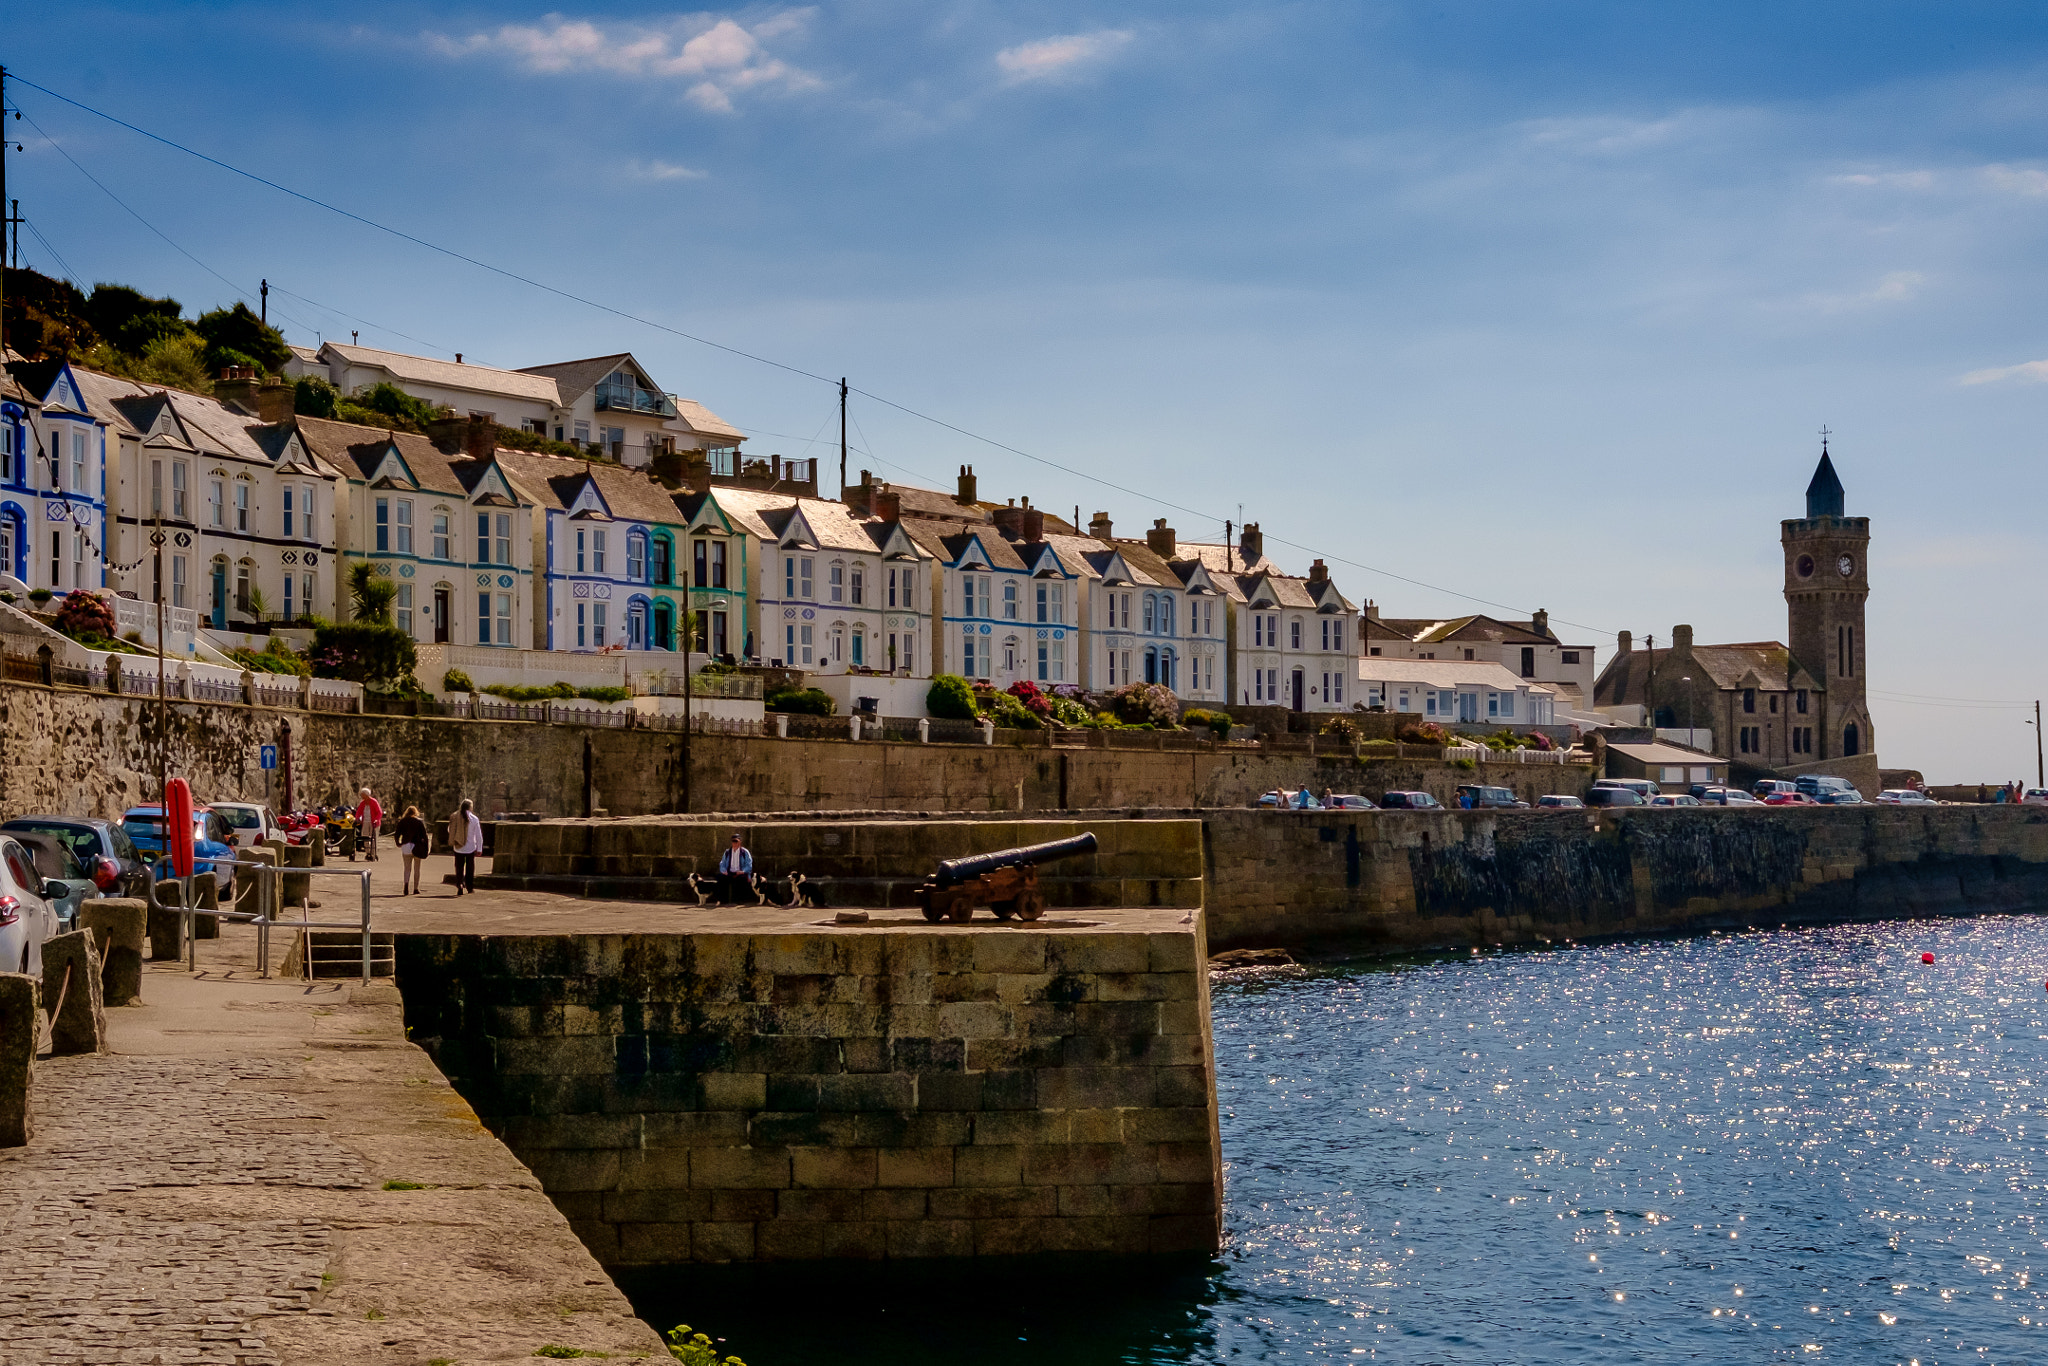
[1763,791,1818,806]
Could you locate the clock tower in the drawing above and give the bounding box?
[1782,443,1871,758]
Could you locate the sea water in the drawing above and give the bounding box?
[624,915,2048,1364]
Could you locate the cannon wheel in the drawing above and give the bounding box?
[1014,891,1047,922]
[942,892,976,924]
[921,900,945,923]
[989,899,1016,921]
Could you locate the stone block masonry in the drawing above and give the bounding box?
[396,910,1223,1265]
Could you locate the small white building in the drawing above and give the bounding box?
[1357,657,1557,727]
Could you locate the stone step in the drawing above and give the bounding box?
[281,930,396,979]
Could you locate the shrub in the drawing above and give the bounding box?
[926,673,977,720]
[1396,720,1451,746]
[1048,696,1092,726]
[666,1323,745,1366]
[1005,679,1053,719]
[1108,681,1180,728]
[442,667,475,694]
[28,588,53,605]
[1360,738,1399,756]
[1182,707,1234,738]
[227,639,309,676]
[1319,716,1361,744]
[576,685,630,703]
[985,691,1042,730]
[53,592,118,642]
[1453,756,1478,771]
[482,681,577,701]
[310,620,418,688]
[1528,729,1555,751]
[765,685,834,716]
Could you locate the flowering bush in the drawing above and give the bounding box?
[1395,720,1452,746]
[1319,716,1361,744]
[1108,681,1180,728]
[1005,680,1053,719]
[1528,729,1555,751]
[53,592,117,642]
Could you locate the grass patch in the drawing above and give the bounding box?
[535,1348,609,1360]
[382,1179,431,1191]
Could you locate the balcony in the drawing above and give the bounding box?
[595,390,678,418]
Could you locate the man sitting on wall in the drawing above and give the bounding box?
[718,833,753,905]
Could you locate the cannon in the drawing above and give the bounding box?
[918,832,1098,924]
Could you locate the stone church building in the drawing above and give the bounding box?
[1592,448,1879,793]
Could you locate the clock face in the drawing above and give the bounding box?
[1837,554,1855,578]
[1795,554,1815,579]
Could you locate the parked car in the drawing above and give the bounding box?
[0,834,64,975]
[1764,791,1818,806]
[1819,789,1866,805]
[2024,789,2048,807]
[1877,789,1938,805]
[0,816,150,899]
[11,833,95,931]
[1585,787,1646,808]
[1456,785,1526,809]
[1536,794,1585,809]
[1255,790,1322,810]
[206,801,285,848]
[1325,794,1379,810]
[1753,779,1800,800]
[1380,791,1443,810]
[1698,787,1761,806]
[120,805,237,897]
[1648,793,1702,807]
[1795,775,1856,799]
[1592,778,1661,800]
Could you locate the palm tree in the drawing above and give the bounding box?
[347,560,397,624]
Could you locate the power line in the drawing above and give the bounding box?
[20,216,83,290]
[16,72,1610,632]
[264,283,455,359]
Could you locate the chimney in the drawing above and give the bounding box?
[650,449,686,490]
[1239,521,1263,566]
[992,503,1024,540]
[1021,507,1045,543]
[873,487,901,524]
[455,353,463,364]
[464,415,495,461]
[845,469,875,516]
[687,455,713,493]
[214,368,261,415]
[426,415,468,454]
[1616,630,1632,654]
[1671,624,1693,651]
[956,464,978,505]
[1532,608,1549,638]
[1145,518,1176,558]
[1364,600,1380,622]
[1307,558,1328,585]
[1087,511,1114,540]
[257,377,295,425]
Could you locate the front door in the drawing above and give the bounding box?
[432,588,451,643]
[652,600,674,652]
[1290,668,1305,712]
[1459,691,1479,723]
[209,562,226,629]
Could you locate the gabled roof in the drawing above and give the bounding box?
[70,366,348,477]
[1381,614,1553,646]
[293,415,473,497]
[488,448,682,526]
[319,342,562,407]
[1177,540,1280,578]
[1607,741,1727,768]
[1358,657,1556,693]
[711,485,915,555]
[669,398,743,443]
[882,481,992,525]
[1592,640,1820,708]
[516,352,654,405]
[457,457,524,508]
[902,522,1028,573]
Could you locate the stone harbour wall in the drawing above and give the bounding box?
[395,916,1221,1266]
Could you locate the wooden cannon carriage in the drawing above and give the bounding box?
[916,832,1098,923]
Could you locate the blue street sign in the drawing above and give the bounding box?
[259,744,277,771]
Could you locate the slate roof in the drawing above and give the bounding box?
[902,520,1029,572]
[1176,540,1281,578]
[515,353,653,405]
[319,343,561,406]
[1376,614,1553,646]
[292,414,475,497]
[1357,658,1556,693]
[670,398,743,443]
[488,448,681,525]
[1606,741,1729,768]
[69,367,349,478]
[707,486,914,556]
[1592,641,1819,709]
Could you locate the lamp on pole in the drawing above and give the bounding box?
[2026,700,2044,791]
[1680,675,1692,747]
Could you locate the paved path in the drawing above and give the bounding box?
[0,919,666,1366]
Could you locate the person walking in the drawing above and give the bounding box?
[717,833,753,905]
[394,805,428,895]
[448,799,483,896]
[1293,784,1314,810]
[354,787,384,861]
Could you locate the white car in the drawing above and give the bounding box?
[2024,789,2048,807]
[1877,789,1938,805]
[0,834,63,976]
[206,801,285,848]
[1648,793,1702,807]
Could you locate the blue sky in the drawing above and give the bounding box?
[8,2,2048,781]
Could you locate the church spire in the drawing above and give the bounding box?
[1805,433,1844,519]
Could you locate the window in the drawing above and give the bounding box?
[800,557,813,599]
[495,515,512,566]
[1562,650,1580,665]
[829,562,845,604]
[901,569,913,608]
[1153,595,1165,635]
[574,420,591,445]
[0,421,11,480]
[235,483,251,533]
[576,603,586,648]
[1142,594,1155,633]
[1498,689,1510,717]
[652,535,672,585]
[711,610,728,656]
[208,479,225,528]
[1203,602,1212,637]
[495,592,512,644]
[71,430,86,493]
[1769,693,1779,713]
[301,573,315,618]
[73,532,85,589]
[1520,646,1535,678]
[798,623,813,665]
[171,555,187,608]
[850,565,864,606]
[282,485,294,538]
[1290,619,1302,650]
[395,499,412,554]
[710,541,726,588]
[575,528,586,573]
[1796,688,1808,714]
[974,576,991,618]
[593,602,607,647]
[49,531,60,587]
[234,561,251,613]
[172,462,188,520]
[1037,584,1059,624]
[1330,670,1342,704]
[1743,688,1756,714]
[962,629,977,678]
[377,500,391,552]
[478,593,493,644]
[396,584,414,636]
[887,567,899,608]
[628,533,645,582]
[592,529,607,575]
[1004,582,1019,620]
[283,573,293,621]
[432,512,449,560]
[150,460,163,516]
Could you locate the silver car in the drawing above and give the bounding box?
[0,835,63,976]
[12,833,94,932]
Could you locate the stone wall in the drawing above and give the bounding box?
[0,679,1592,825]
[1198,804,2048,952]
[396,913,1221,1266]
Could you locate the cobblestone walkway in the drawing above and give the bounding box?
[0,1055,368,1366]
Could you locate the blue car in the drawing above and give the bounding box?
[120,805,237,898]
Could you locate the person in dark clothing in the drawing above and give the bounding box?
[717,833,754,904]
[393,806,429,895]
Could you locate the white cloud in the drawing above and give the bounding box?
[995,30,1133,83]
[425,11,819,112]
[1520,114,1688,156]
[1829,169,1937,190]
[1981,164,2048,197]
[624,158,707,181]
[1959,358,2048,386]
[1798,270,1925,313]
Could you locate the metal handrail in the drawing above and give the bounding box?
[141,853,377,983]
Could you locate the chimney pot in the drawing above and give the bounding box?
[1238,521,1263,566]
[455,353,463,364]
[1672,624,1693,650]
[1617,630,1632,654]
[1021,507,1045,543]
[1145,519,1177,558]
[1308,558,1327,584]
[956,464,977,506]
[992,504,1025,540]
[873,488,901,524]
[1087,511,1114,539]
[1532,608,1549,637]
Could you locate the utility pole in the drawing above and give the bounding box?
[838,377,848,500]
[1,65,9,357]
[260,279,268,327]
[2036,700,2044,790]
[153,511,168,801]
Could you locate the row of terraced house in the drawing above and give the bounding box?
[0,342,1578,722]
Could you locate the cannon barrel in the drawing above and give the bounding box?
[934,832,1097,887]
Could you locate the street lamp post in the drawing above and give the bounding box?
[1680,675,1692,747]
[2027,700,2044,791]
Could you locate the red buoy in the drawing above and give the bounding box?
[1921,952,1935,964]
